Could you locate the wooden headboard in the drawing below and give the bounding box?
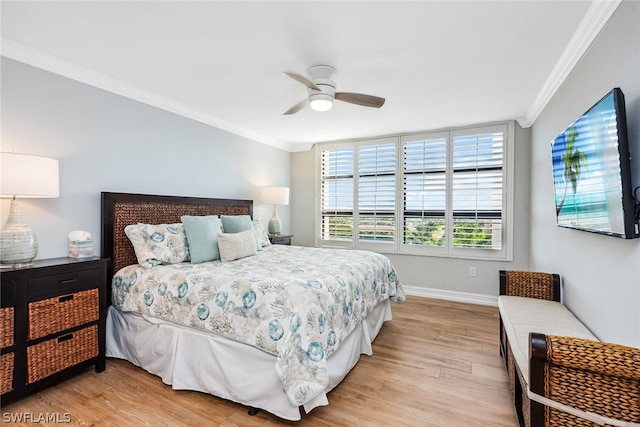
[100,192,253,303]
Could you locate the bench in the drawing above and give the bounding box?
[498,270,640,427]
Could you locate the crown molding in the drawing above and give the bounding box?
[288,142,315,152]
[0,38,295,152]
[518,0,622,128]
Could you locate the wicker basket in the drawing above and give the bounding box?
[0,352,14,394]
[26,325,98,384]
[28,289,99,340]
[0,307,14,349]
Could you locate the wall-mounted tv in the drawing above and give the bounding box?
[551,87,638,239]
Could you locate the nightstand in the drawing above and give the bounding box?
[0,257,107,405]
[269,234,293,245]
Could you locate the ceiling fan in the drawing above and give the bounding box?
[283,65,385,115]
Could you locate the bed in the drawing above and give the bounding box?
[101,192,405,421]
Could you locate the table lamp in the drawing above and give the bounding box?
[260,186,289,235]
[0,152,60,266]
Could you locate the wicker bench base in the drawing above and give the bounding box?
[503,339,528,427]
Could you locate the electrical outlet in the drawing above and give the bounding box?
[469,266,477,277]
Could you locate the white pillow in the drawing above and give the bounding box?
[253,219,271,247]
[217,229,258,262]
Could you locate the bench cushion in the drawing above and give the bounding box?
[498,296,598,383]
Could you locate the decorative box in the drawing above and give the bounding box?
[68,240,93,258]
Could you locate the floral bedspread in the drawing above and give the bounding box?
[111,245,405,406]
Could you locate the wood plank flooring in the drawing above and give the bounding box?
[1,296,518,426]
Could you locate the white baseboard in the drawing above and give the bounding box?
[402,285,498,307]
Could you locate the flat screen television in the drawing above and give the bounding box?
[551,87,638,239]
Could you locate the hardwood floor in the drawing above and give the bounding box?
[1,296,518,426]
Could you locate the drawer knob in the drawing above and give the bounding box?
[59,278,77,285]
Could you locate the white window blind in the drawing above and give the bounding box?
[403,135,447,247]
[451,131,504,250]
[321,147,354,241]
[316,123,512,260]
[358,143,396,242]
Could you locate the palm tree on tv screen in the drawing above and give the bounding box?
[556,126,588,216]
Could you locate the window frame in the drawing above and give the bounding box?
[317,137,400,253]
[315,122,515,261]
[318,142,355,248]
[400,130,450,257]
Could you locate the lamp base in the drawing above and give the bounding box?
[0,198,38,265]
[268,204,282,235]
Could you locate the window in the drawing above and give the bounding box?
[317,123,512,260]
[450,130,504,251]
[403,133,448,249]
[358,142,396,243]
[320,147,354,242]
[319,138,397,250]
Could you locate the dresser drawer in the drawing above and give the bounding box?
[0,352,14,394]
[269,234,293,245]
[27,268,101,301]
[27,325,98,384]
[0,307,15,349]
[28,288,99,340]
[0,257,107,404]
[1,279,17,307]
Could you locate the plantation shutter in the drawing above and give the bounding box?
[402,135,448,247]
[451,130,504,249]
[317,123,512,259]
[358,142,396,242]
[320,147,354,241]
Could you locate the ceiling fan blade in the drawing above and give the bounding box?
[335,92,385,108]
[284,72,321,91]
[283,99,309,115]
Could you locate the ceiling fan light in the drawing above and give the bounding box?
[309,93,333,112]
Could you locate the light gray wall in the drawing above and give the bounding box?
[529,1,639,347]
[290,149,316,247]
[290,122,532,298]
[1,58,291,260]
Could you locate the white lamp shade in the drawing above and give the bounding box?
[1,152,60,198]
[260,186,289,206]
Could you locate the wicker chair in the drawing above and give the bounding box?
[530,333,640,426]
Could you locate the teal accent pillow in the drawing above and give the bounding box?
[221,215,262,251]
[181,215,222,263]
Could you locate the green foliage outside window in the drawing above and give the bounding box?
[452,219,497,248]
[323,216,498,248]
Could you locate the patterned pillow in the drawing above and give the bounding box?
[217,229,258,262]
[124,223,190,268]
[253,219,271,247]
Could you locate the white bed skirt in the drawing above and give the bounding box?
[105,299,392,421]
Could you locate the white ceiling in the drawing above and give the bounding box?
[0,1,621,152]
